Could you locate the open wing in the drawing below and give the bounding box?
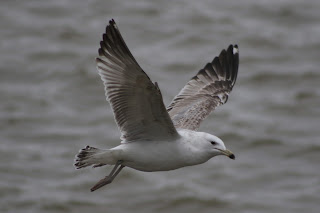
[96,19,178,142]
[167,45,239,130]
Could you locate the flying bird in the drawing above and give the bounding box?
[75,19,239,192]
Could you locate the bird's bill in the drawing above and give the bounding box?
[217,149,235,160]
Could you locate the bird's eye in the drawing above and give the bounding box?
[211,141,217,145]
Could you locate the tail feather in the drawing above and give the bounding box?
[74,146,114,169]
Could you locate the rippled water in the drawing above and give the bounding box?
[1,0,320,212]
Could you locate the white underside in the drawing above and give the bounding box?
[97,129,215,172]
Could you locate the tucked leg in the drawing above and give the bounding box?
[90,161,125,192]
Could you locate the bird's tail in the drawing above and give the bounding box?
[74,146,118,169]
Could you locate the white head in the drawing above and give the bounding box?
[198,132,235,160]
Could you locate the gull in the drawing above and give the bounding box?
[74,19,239,192]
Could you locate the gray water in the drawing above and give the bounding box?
[1,0,320,212]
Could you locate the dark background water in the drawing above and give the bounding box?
[1,0,320,212]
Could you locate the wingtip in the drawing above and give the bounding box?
[98,47,104,57]
[108,19,117,29]
[95,57,101,62]
[109,19,115,25]
[233,44,239,55]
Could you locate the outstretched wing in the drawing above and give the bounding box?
[167,45,239,130]
[96,19,178,142]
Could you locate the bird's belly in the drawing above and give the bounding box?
[123,157,184,172]
[119,142,191,172]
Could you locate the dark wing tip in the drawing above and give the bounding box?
[231,44,239,86]
[220,44,239,87]
[108,19,118,31]
[95,57,102,63]
[232,44,239,56]
[109,19,116,25]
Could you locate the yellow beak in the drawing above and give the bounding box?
[217,149,235,160]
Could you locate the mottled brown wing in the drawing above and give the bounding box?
[167,45,239,130]
[96,19,178,142]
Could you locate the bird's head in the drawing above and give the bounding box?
[201,133,235,160]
